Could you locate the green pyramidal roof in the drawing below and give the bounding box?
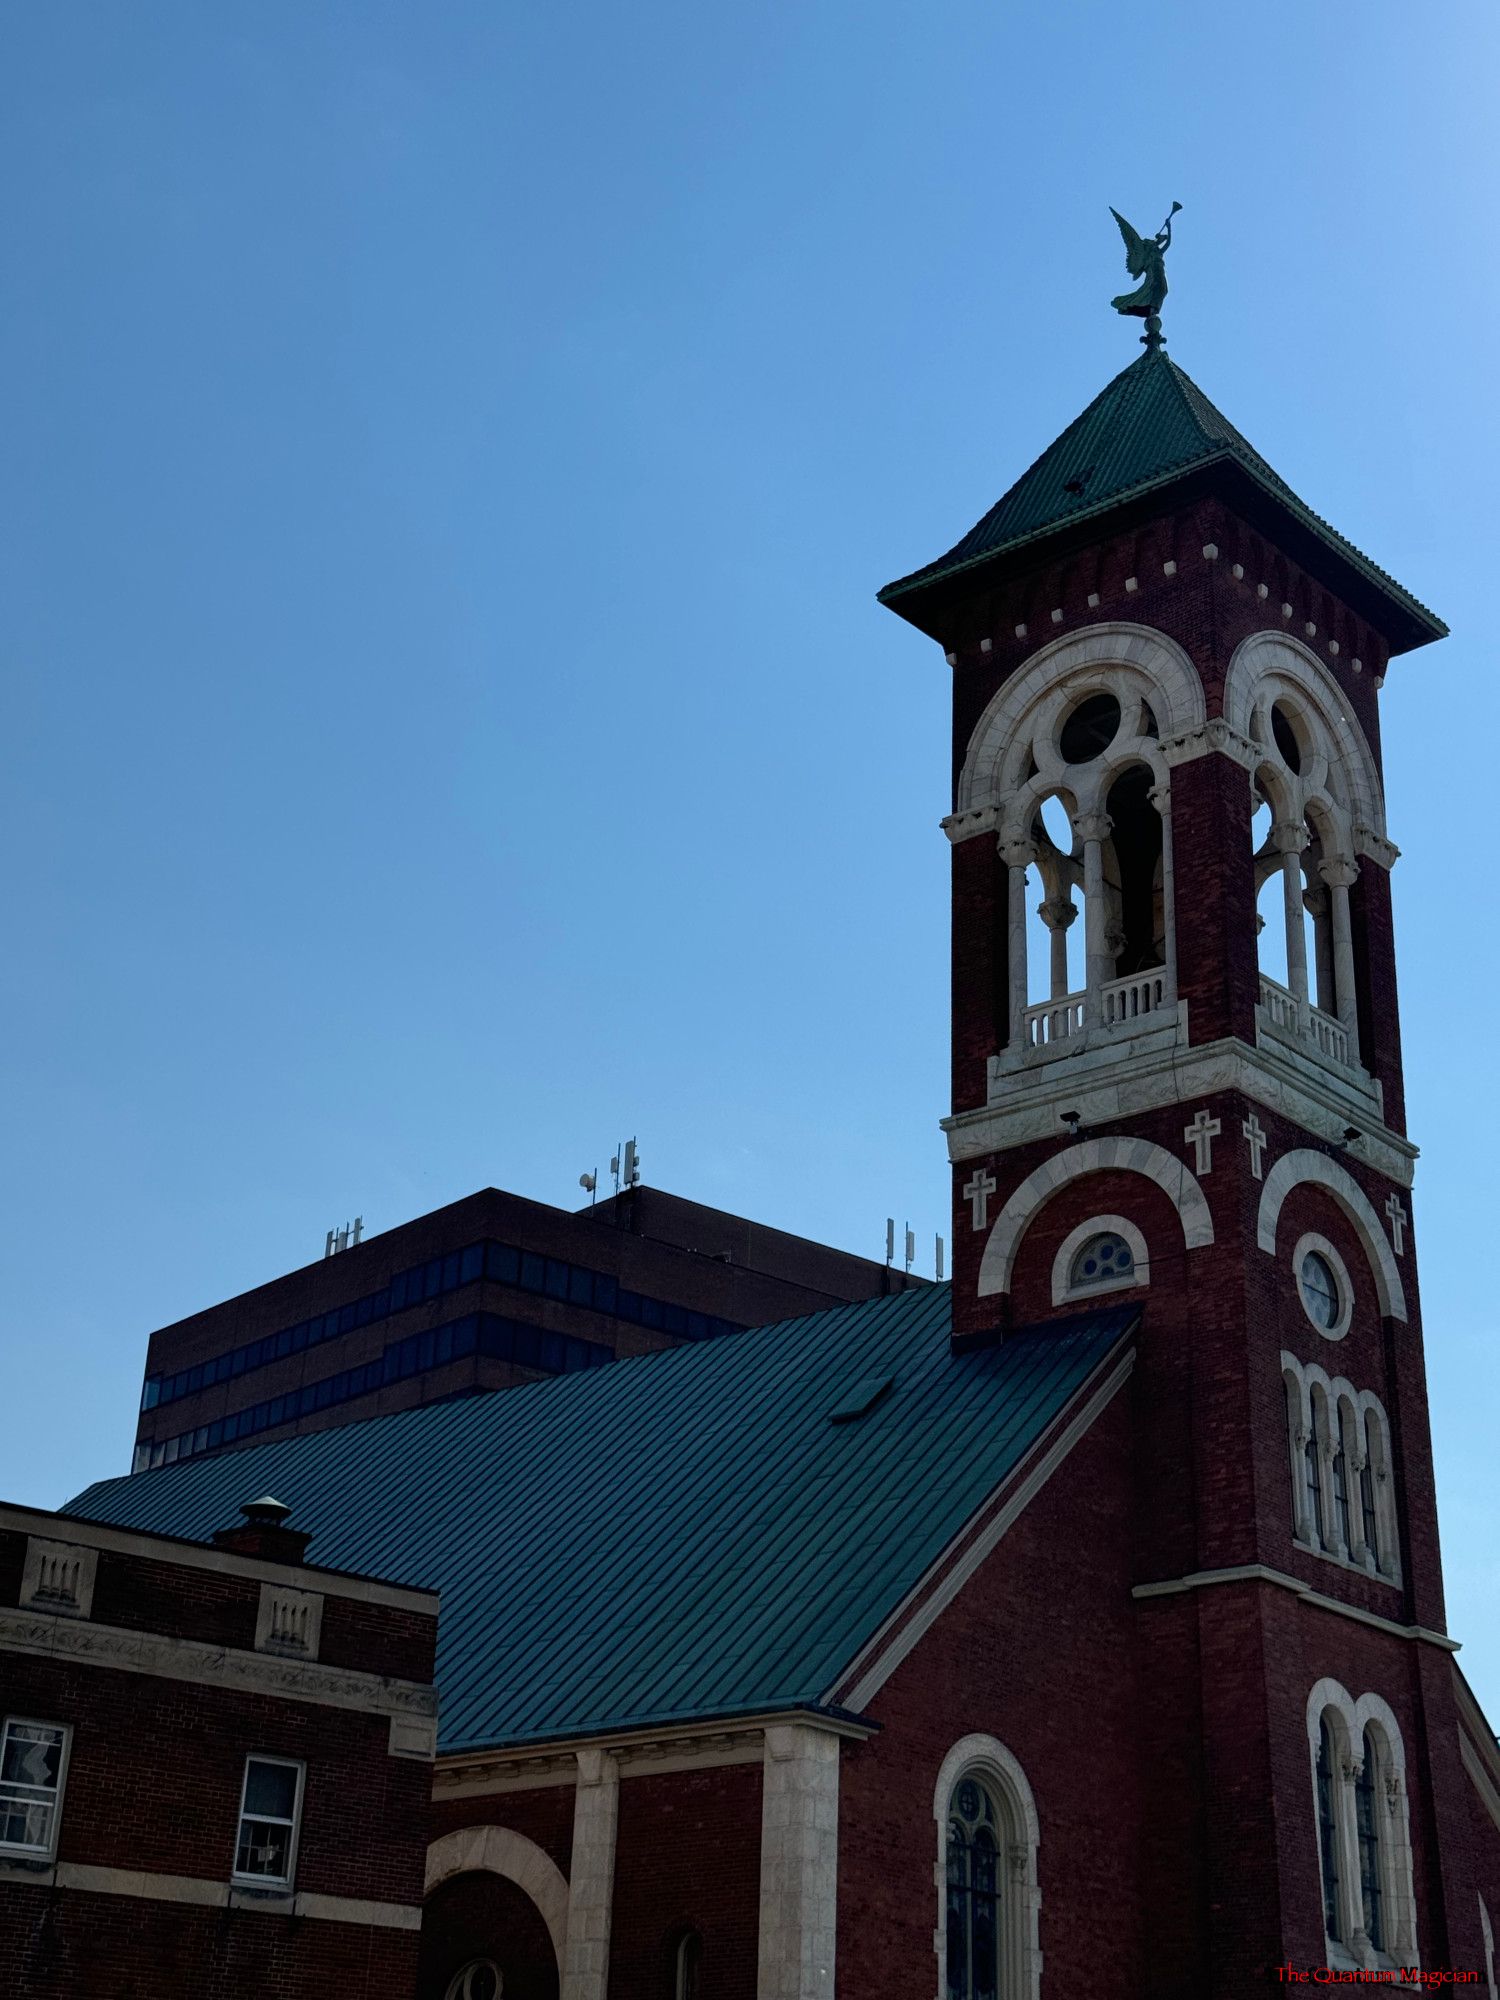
[879,345,1444,654]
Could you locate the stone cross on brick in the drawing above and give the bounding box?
[1242,1114,1268,1181]
[963,1168,998,1232]
[1184,1108,1221,1175]
[1385,1193,1408,1256]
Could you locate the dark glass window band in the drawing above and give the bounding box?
[133,1308,615,1472]
[141,1239,746,1412]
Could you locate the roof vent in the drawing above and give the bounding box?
[829,1375,895,1424]
[212,1495,312,1566]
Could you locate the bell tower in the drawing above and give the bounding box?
[879,243,1499,1992]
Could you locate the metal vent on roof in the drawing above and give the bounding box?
[828,1375,894,1424]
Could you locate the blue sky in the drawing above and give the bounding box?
[3,2,1498,1710]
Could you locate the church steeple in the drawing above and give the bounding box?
[876,278,1492,1990]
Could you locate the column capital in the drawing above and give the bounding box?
[1074,809,1112,843]
[1037,897,1077,932]
[1147,782,1171,816]
[1271,819,1309,855]
[1319,856,1359,889]
[998,835,1037,868]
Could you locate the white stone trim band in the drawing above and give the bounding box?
[1256,1149,1407,1321]
[1131,1564,1456,1648]
[0,1856,421,1928]
[0,1605,438,1730]
[978,1136,1213,1298]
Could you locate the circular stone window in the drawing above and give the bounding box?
[1294,1233,1353,1340]
[1059,691,1122,764]
[447,1964,502,2000]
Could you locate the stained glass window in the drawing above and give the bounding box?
[1069,1232,1135,1291]
[1316,1717,1341,1940]
[946,1776,1000,2000]
[1356,1733,1385,1951]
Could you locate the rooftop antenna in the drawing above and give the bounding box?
[610,1145,622,1197]
[935,1234,945,1282]
[904,1223,915,1276]
[885,1218,895,1268]
[621,1137,641,1188]
[579,1170,598,1206]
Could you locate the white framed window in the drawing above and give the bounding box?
[1306,1680,1418,1975]
[233,1754,305,1888]
[445,1964,502,2000]
[1281,1356,1399,1585]
[933,1735,1041,2000]
[1294,1232,1353,1340]
[0,1717,71,1861]
[1050,1214,1149,1305]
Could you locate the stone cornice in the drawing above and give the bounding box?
[434,1707,874,1797]
[0,1503,439,1614]
[948,1032,1418,1188]
[1132,1563,1457,1650]
[0,1604,438,1729]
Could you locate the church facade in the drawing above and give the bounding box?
[33,324,1500,2000]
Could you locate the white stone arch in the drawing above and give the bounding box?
[1256,1150,1407,1322]
[933,1733,1041,2000]
[958,622,1205,816]
[1304,1679,1419,1966]
[425,1824,570,1978]
[1224,631,1386,853]
[978,1136,1214,1298]
[1050,1213,1151,1305]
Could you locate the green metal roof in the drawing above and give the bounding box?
[879,345,1445,652]
[68,1289,1135,1754]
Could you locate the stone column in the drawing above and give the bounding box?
[561,1748,619,2000]
[1320,857,1361,1058]
[1149,782,1177,1003]
[1075,810,1113,1027]
[1273,820,1311,1008]
[999,836,1036,1047]
[1037,897,1077,1000]
[757,1723,840,2000]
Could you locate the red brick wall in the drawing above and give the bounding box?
[0,1885,420,2000]
[837,1386,1147,1998]
[0,1652,431,1907]
[608,1764,762,2000]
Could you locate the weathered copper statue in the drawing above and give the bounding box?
[1109,203,1182,345]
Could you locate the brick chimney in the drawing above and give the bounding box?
[212,1495,313,1565]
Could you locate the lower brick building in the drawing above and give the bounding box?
[0,1495,439,1998]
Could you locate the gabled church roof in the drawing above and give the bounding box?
[879,345,1445,654]
[68,1288,1135,1754]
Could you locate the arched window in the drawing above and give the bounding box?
[1316,1716,1341,1943]
[934,1738,1040,2000]
[1355,1731,1384,1952]
[446,1963,502,2000]
[673,1928,703,2000]
[946,1777,1000,2000]
[1304,1403,1327,1550]
[1359,1428,1380,1568]
[1306,1682,1419,1971]
[1051,1214,1149,1305]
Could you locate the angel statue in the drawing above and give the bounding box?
[1109,203,1182,339]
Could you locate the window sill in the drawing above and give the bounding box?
[1293,1534,1402,1592]
[229,1880,296,1910]
[0,1853,57,1878]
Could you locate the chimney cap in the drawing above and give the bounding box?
[240,1495,293,1526]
